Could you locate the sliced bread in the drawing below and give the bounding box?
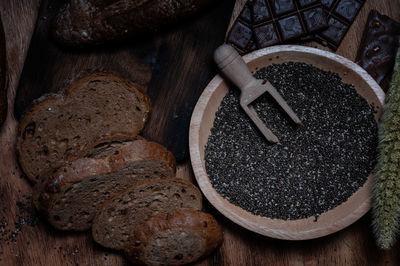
[124,210,223,266]
[92,178,203,250]
[17,72,151,182]
[33,139,176,231]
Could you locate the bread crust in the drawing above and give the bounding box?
[17,72,151,182]
[33,139,176,227]
[125,210,223,265]
[92,177,203,250]
[53,0,214,46]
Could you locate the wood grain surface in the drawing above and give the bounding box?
[0,12,6,128]
[0,0,400,265]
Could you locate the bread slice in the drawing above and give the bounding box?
[17,72,151,182]
[92,178,203,250]
[125,210,223,266]
[33,139,176,231]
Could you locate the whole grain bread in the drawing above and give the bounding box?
[33,139,176,231]
[0,14,7,128]
[53,0,213,46]
[92,178,203,250]
[125,210,223,266]
[17,72,151,182]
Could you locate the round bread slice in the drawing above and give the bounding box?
[17,72,151,182]
[92,178,203,250]
[33,139,176,231]
[125,210,223,266]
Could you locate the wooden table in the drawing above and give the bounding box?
[1,0,400,265]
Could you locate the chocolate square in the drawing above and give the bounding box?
[299,0,319,7]
[335,0,361,21]
[278,15,304,40]
[254,23,280,47]
[239,3,253,23]
[226,1,258,55]
[320,17,348,44]
[253,0,271,23]
[272,0,296,16]
[303,8,327,32]
[227,21,253,50]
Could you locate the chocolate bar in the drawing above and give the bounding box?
[251,0,328,48]
[226,3,258,54]
[356,10,400,84]
[314,0,365,50]
[226,0,328,54]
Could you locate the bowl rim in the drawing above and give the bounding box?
[189,45,385,240]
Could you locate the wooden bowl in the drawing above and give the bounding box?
[189,45,385,240]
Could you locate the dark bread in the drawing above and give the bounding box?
[53,0,213,46]
[0,14,7,128]
[92,178,202,250]
[125,210,223,266]
[17,72,151,182]
[33,139,176,231]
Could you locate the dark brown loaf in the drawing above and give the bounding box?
[33,139,176,231]
[92,178,203,250]
[53,0,213,46]
[125,210,223,266]
[0,14,7,128]
[17,72,151,182]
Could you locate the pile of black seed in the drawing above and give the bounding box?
[0,195,39,244]
[205,62,378,220]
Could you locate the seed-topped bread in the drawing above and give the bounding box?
[92,178,203,250]
[33,139,176,231]
[125,210,223,266]
[17,72,151,182]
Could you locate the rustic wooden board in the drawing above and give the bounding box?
[1,0,400,265]
[141,0,235,161]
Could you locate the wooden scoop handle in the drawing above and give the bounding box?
[214,44,257,92]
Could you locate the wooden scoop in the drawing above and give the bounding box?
[214,44,301,143]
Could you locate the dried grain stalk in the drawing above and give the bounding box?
[372,47,400,249]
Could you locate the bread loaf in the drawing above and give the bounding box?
[0,14,7,128]
[17,72,151,182]
[92,178,202,250]
[33,139,176,231]
[125,210,223,266]
[53,0,213,46]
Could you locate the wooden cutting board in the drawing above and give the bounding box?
[1,0,400,265]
